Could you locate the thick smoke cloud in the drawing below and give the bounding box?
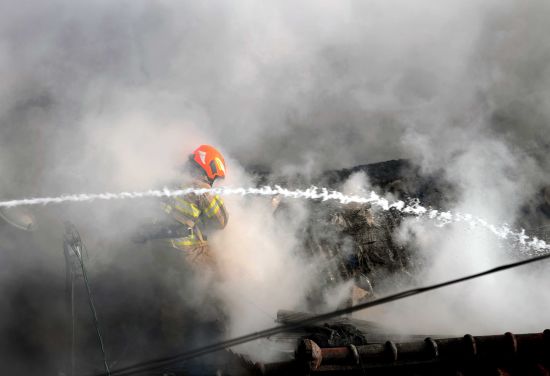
[1,0,548,189]
[0,0,549,373]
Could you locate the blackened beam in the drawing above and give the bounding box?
[258,330,550,374]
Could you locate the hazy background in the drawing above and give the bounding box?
[0,0,549,373]
[1,0,548,194]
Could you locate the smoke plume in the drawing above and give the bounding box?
[0,0,549,373]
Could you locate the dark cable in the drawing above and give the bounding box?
[79,249,111,375]
[91,251,550,376]
[65,223,111,376]
[71,274,76,376]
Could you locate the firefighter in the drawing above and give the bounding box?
[134,144,229,268]
[159,144,228,267]
[132,145,229,353]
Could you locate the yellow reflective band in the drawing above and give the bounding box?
[205,195,220,211]
[170,236,206,248]
[176,197,201,214]
[206,203,221,218]
[174,204,200,218]
[162,203,172,214]
[205,195,223,218]
[172,239,197,247]
[174,198,201,218]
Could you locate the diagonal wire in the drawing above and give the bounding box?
[78,250,111,376]
[90,251,550,376]
[65,222,111,376]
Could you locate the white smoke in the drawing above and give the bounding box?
[365,126,550,335]
[0,0,549,372]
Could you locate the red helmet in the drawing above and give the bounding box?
[190,144,226,181]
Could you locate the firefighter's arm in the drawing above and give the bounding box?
[131,221,182,243]
[199,192,228,229]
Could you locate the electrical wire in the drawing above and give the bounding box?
[71,274,76,376]
[90,251,550,376]
[65,223,111,376]
[78,249,111,376]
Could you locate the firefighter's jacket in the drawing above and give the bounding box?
[160,178,228,252]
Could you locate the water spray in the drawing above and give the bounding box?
[0,185,548,253]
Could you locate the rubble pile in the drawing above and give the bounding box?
[285,159,550,303]
[294,159,454,304]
